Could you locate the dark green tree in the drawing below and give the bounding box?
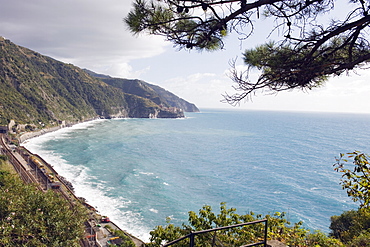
[329,209,370,244]
[0,171,87,246]
[125,0,370,104]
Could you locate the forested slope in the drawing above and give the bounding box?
[84,70,200,113]
[0,37,191,128]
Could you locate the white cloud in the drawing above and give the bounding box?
[158,72,232,108]
[100,62,151,79]
[0,0,168,73]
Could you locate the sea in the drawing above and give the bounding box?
[22,109,370,242]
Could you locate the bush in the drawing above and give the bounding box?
[330,209,370,244]
[305,231,344,247]
[104,224,136,247]
[0,170,88,246]
[0,155,8,161]
[347,231,370,247]
[112,229,136,247]
[147,203,344,247]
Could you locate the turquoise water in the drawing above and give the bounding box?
[23,109,370,241]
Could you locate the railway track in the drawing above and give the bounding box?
[0,134,96,247]
[0,134,41,188]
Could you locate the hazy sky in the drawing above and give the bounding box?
[1,0,369,113]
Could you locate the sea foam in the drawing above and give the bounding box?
[23,110,369,242]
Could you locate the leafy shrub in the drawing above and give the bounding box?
[0,170,87,246]
[330,209,370,244]
[346,231,370,247]
[0,155,8,161]
[305,230,344,247]
[112,229,136,247]
[147,202,343,247]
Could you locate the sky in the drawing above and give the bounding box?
[1,0,370,114]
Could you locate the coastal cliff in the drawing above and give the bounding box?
[0,37,196,130]
[84,70,199,113]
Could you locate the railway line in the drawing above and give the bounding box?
[0,134,40,187]
[1,133,144,247]
[0,134,96,246]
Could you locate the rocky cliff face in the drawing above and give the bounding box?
[0,37,189,128]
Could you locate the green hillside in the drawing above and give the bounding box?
[0,37,190,129]
[84,70,200,113]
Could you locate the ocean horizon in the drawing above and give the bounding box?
[23,108,370,242]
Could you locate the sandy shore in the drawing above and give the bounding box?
[18,126,63,143]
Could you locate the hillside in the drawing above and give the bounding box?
[0,37,196,129]
[84,70,199,113]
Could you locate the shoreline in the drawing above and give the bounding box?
[18,125,64,143]
[17,120,146,246]
[18,118,102,143]
[17,112,192,144]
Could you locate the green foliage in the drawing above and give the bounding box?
[305,231,344,247]
[112,229,136,247]
[125,0,225,51]
[0,117,8,125]
[0,155,8,161]
[329,209,370,244]
[241,35,368,95]
[24,124,35,131]
[243,42,328,89]
[101,78,170,108]
[329,151,370,246]
[334,151,370,208]
[346,231,370,247]
[104,224,136,247]
[84,70,198,112]
[147,202,339,247]
[105,224,113,231]
[0,171,10,186]
[1,38,187,128]
[0,38,121,124]
[125,0,175,35]
[126,0,370,103]
[0,171,87,246]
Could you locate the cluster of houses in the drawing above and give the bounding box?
[159,104,184,113]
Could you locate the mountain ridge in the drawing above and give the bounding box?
[83,69,199,113]
[0,37,198,132]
